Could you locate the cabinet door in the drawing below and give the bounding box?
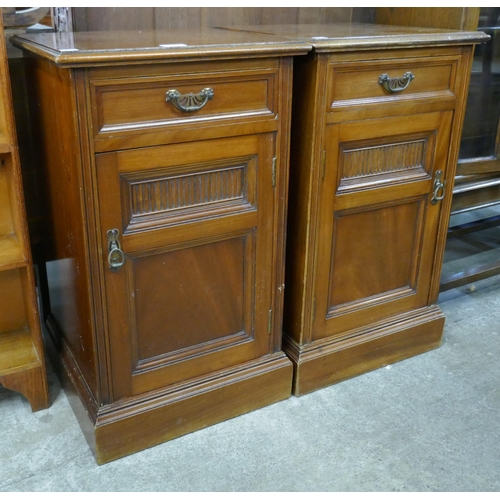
[313,111,452,341]
[96,134,276,400]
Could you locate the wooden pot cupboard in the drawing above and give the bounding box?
[0,17,49,411]
[11,23,487,463]
[219,24,489,395]
[11,29,310,464]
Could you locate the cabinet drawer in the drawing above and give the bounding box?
[328,55,458,110]
[91,68,277,137]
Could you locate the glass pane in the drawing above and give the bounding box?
[459,7,500,160]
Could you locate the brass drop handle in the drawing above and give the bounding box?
[431,170,446,205]
[378,71,415,93]
[107,228,125,271]
[165,87,214,112]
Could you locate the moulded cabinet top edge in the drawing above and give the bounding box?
[216,23,490,52]
[9,28,311,68]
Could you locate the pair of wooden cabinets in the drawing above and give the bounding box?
[11,25,487,463]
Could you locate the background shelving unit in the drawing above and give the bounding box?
[0,15,48,411]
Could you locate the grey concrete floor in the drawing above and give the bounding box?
[1,247,500,490]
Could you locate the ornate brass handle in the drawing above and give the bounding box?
[107,228,125,271]
[431,170,446,205]
[165,87,214,112]
[378,71,415,93]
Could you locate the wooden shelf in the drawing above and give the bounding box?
[0,328,41,377]
[0,233,25,269]
[0,17,49,411]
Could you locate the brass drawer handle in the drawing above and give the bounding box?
[107,228,125,271]
[378,71,415,93]
[431,170,446,205]
[165,87,214,113]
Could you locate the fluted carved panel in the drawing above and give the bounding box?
[342,139,426,178]
[130,166,245,215]
[338,138,430,191]
[122,161,255,231]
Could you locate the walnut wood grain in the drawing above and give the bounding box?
[15,21,486,459]
[10,29,309,67]
[285,307,445,396]
[217,23,489,51]
[374,9,500,295]
[95,132,275,399]
[328,55,456,105]
[91,65,278,137]
[17,28,300,462]
[312,111,452,342]
[221,23,484,395]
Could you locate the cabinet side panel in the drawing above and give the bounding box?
[429,46,474,302]
[26,55,98,398]
[271,56,293,353]
[284,53,327,345]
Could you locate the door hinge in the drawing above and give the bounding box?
[321,150,326,181]
[272,157,277,187]
[268,309,273,334]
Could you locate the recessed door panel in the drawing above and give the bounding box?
[96,134,275,400]
[130,234,252,369]
[313,111,452,341]
[329,200,423,310]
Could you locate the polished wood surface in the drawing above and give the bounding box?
[91,62,278,136]
[16,28,303,463]
[97,132,276,399]
[0,17,49,411]
[374,8,500,294]
[11,29,309,67]
[92,354,292,464]
[222,23,482,395]
[328,56,455,104]
[313,111,452,341]
[13,20,486,456]
[219,23,488,51]
[25,55,100,395]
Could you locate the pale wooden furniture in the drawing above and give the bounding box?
[0,17,49,410]
[11,28,309,464]
[220,23,489,395]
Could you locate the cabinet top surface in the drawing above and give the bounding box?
[10,28,311,67]
[11,23,489,67]
[218,23,490,51]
